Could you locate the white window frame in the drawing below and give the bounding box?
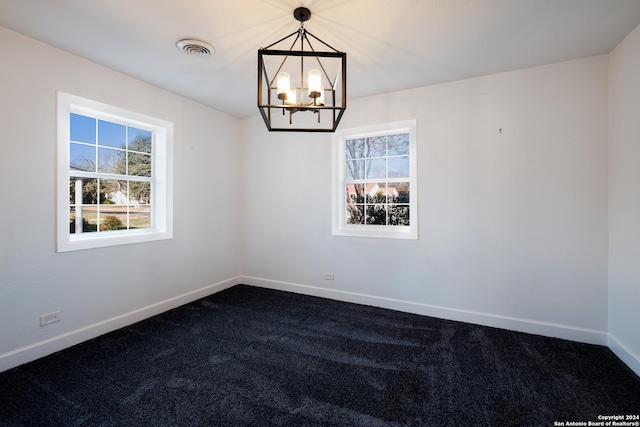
[332,119,418,240]
[56,91,173,252]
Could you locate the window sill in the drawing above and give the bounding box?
[57,228,172,252]
[332,225,417,240]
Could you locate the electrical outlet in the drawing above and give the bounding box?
[40,311,61,326]
[324,272,334,280]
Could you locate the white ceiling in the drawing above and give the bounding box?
[2,0,640,118]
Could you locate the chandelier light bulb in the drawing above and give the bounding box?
[277,72,290,101]
[308,70,322,99]
[287,88,297,104]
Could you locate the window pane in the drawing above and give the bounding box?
[388,156,409,178]
[81,178,99,204]
[69,207,78,233]
[99,210,126,232]
[346,204,364,224]
[366,204,387,225]
[345,138,365,159]
[70,114,95,144]
[365,136,386,158]
[129,128,152,153]
[98,120,126,148]
[388,133,409,155]
[69,206,97,233]
[81,206,98,232]
[392,182,410,203]
[346,159,364,180]
[389,205,410,225]
[346,184,364,204]
[69,206,98,233]
[69,179,78,204]
[366,158,386,179]
[101,180,128,204]
[128,152,152,177]
[366,183,387,203]
[130,205,151,229]
[129,181,151,204]
[98,147,125,174]
[70,143,96,172]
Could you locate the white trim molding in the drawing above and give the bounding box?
[0,277,241,373]
[608,334,640,377]
[5,278,632,376]
[241,276,609,346]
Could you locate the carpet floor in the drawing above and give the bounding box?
[1,285,639,426]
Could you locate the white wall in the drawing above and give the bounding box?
[241,55,610,345]
[0,26,242,371]
[608,24,640,375]
[4,21,636,375]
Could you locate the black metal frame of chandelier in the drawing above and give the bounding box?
[257,49,347,132]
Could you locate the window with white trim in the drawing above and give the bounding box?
[332,120,417,239]
[56,92,173,252]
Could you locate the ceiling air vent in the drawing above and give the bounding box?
[176,38,215,57]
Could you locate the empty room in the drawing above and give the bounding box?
[1,1,639,425]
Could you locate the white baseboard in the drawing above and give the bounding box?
[0,276,240,373]
[4,276,628,376]
[241,276,609,346]
[608,334,640,377]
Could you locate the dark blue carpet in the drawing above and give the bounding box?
[1,285,639,426]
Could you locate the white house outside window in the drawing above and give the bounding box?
[332,120,417,239]
[57,92,173,252]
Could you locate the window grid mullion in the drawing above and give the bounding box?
[70,171,152,182]
[125,180,129,230]
[385,135,389,226]
[95,177,101,233]
[93,120,99,175]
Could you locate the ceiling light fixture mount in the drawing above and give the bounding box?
[258,7,347,132]
[293,6,311,22]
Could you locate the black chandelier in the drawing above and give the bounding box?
[258,7,347,132]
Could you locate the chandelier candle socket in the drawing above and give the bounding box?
[257,7,347,132]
